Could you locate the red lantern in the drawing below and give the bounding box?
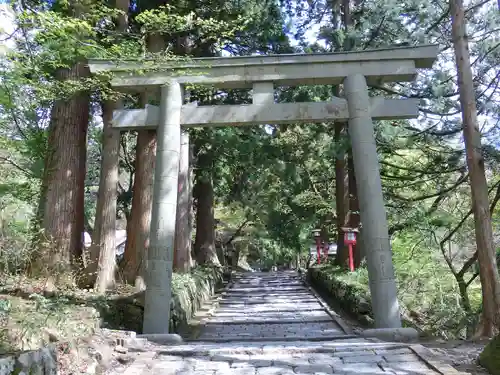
[344,231,357,245]
[312,229,322,264]
[343,228,358,272]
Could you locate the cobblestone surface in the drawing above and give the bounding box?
[110,271,459,374]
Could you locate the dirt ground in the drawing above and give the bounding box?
[420,339,490,375]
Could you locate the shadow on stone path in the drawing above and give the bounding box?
[113,271,467,375]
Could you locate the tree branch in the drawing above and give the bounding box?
[225,219,251,246]
[442,179,500,277]
[389,173,468,203]
[0,156,37,179]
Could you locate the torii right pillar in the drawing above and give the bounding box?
[344,74,401,329]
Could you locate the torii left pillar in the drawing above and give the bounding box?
[143,81,182,334]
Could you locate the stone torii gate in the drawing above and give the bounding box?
[88,45,438,334]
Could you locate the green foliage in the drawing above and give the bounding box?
[310,262,473,338]
[0,182,35,274]
[309,265,374,325]
[136,5,247,41]
[0,290,99,354]
[392,234,481,338]
[308,229,485,338]
[170,265,223,332]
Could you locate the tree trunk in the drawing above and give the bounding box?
[341,0,362,268]
[347,153,363,267]
[122,33,163,289]
[122,129,156,288]
[90,100,121,291]
[188,141,194,263]
[37,62,89,283]
[456,275,472,315]
[173,132,193,272]
[193,177,220,265]
[193,153,220,265]
[334,0,358,269]
[334,123,349,267]
[451,0,500,337]
[89,0,130,293]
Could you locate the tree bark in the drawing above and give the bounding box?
[193,177,219,265]
[122,33,163,289]
[89,0,129,293]
[334,0,359,269]
[122,129,156,288]
[37,62,89,283]
[91,100,121,291]
[173,132,193,272]
[341,0,362,268]
[193,150,220,265]
[334,123,349,267]
[451,0,500,337]
[347,152,363,267]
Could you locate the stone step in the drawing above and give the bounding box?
[221,294,311,300]
[231,280,301,285]
[222,293,311,299]
[231,280,303,285]
[203,317,334,325]
[162,343,438,374]
[232,273,298,278]
[151,340,444,374]
[210,309,332,321]
[159,338,410,355]
[222,290,312,298]
[188,334,358,343]
[232,279,304,288]
[214,302,324,312]
[228,286,308,293]
[197,322,346,341]
[233,276,301,280]
[226,290,308,295]
[215,307,327,314]
[217,298,319,306]
[219,296,317,301]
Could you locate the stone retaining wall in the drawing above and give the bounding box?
[307,266,374,326]
[307,266,421,333]
[99,265,224,334]
[170,265,224,333]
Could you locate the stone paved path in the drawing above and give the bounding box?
[116,271,464,375]
[195,272,349,342]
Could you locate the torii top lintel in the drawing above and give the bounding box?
[87,44,438,90]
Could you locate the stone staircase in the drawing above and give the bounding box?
[115,271,466,375]
[193,271,353,343]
